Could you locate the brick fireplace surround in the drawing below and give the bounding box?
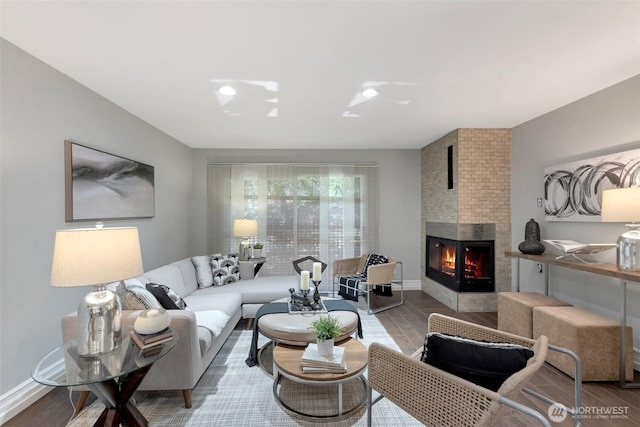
[421,129,511,312]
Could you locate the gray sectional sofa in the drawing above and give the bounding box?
[61,256,299,408]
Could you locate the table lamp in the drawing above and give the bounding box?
[50,226,143,356]
[601,187,640,271]
[233,219,258,261]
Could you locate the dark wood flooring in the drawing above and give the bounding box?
[5,291,639,426]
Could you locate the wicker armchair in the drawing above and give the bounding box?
[332,254,404,314]
[367,313,553,427]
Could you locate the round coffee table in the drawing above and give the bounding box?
[272,337,368,422]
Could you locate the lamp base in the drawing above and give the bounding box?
[77,285,122,357]
[616,225,640,271]
[239,238,251,261]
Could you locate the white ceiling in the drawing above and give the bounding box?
[1,0,639,149]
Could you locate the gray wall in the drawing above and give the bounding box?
[0,40,193,395]
[511,75,640,357]
[190,149,422,280]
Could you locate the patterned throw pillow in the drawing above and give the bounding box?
[210,253,240,286]
[192,255,214,288]
[361,253,388,278]
[115,280,163,310]
[146,283,188,310]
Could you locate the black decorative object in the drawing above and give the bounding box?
[312,280,321,304]
[518,218,546,255]
[288,288,325,312]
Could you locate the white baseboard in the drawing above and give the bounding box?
[0,378,56,424]
[393,279,421,291]
[0,359,66,423]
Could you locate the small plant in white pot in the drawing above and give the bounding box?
[252,242,263,258]
[308,314,343,357]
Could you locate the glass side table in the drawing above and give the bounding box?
[32,333,176,427]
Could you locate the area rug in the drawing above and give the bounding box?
[68,310,422,426]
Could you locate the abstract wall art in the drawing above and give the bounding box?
[65,140,155,221]
[544,147,640,222]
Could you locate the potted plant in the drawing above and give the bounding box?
[308,314,344,356]
[252,242,263,258]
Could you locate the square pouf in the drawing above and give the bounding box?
[533,306,634,381]
[498,292,571,338]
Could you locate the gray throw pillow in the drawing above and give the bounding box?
[115,280,162,310]
[192,255,214,288]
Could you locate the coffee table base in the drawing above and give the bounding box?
[272,371,367,422]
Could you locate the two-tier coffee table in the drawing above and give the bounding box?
[272,337,368,422]
[32,334,176,427]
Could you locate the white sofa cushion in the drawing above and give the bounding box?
[171,258,199,296]
[195,310,231,356]
[195,310,231,337]
[183,292,242,318]
[192,275,298,304]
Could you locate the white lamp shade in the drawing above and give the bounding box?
[601,187,640,223]
[233,219,258,237]
[51,227,144,287]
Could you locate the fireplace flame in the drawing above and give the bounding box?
[441,248,456,276]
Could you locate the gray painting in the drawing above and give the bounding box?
[544,147,640,222]
[65,141,154,221]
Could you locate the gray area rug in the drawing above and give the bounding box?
[68,309,422,426]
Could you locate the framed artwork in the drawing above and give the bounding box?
[544,147,640,222]
[65,140,155,222]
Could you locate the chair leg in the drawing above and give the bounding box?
[74,390,90,414]
[246,318,253,330]
[367,385,373,426]
[182,389,192,408]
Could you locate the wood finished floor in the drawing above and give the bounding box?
[5,291,639,426]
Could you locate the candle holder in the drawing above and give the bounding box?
[312,280,321,304]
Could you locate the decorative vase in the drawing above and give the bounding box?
[518,218,546,255]
[134,308,171,335]
[316,338,335,357]
[253,248,262,258]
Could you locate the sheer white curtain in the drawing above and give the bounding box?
[207,163,378,277]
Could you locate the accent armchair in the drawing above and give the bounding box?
[332,254,404,314]
[367,313,554,426]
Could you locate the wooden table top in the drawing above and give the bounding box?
[505,250,640,283]
[273,338,367,382]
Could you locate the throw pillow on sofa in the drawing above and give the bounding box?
[146,283,188,310]
[192,255,214,288]
[116,280,163,310]
[420,332,534,392]
[210,253,240,286]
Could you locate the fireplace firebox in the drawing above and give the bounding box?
[426,235,495,293]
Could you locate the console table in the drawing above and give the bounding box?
[506,251,639,388]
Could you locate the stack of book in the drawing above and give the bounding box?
[130,327,174,357]
[300,344,347,373]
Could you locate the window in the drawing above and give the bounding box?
[208,164,378,277]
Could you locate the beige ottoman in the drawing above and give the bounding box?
[533,306,634,381]
[498,292,571,338]
[258,310,359,346]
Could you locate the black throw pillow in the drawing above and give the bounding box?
[146,283,188,310]
[420,332,534,392]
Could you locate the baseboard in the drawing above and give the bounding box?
[0,358,66,423]
[393,279,421,291]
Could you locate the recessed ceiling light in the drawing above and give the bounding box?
[218,86,237,96]
[362,88,380,98]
